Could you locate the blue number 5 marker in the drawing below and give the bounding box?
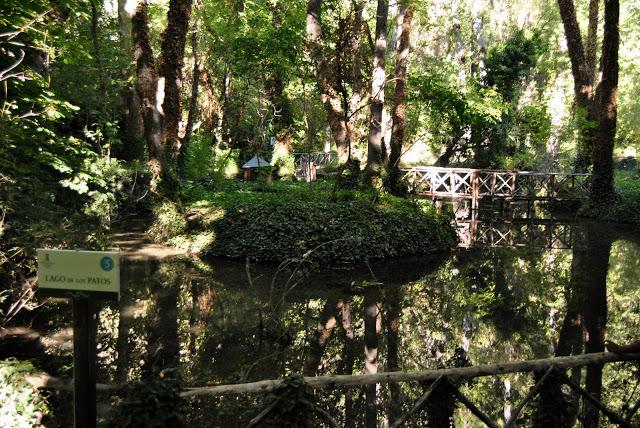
[100,256,114,272]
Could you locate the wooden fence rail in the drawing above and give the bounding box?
[26,352,640,427]
[180,352,638,397]
[400,166,591,207]
[188,352,639,427]
[294,152,338,181]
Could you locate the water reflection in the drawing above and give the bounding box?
[454,201,578,249]
[16,209,640,426]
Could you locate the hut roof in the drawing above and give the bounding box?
[242,155,271,169]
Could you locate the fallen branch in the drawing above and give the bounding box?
[181,352,640,397]
[25,352,640,401]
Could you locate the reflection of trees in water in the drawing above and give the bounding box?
[535,222,613,428]
[106,231,640,426]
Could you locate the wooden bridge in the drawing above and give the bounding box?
[401,167,591,208]
[294,152,338,181]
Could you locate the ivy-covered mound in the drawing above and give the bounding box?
[151,181,457,264]
[585,174,640,224]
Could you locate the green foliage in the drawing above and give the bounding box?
[158,181,456,263]
[0,0,132,298]
[0,359,49,427]
[111,372,185,428]
[587,173,640,224]
[484,29,544,101]
[148,201,188,242]
[410,74,506,167]
[272,152,297,180]
[260,374,316,427]
[508,104,552,169]
[206,190,455,265]
[408,25,549,169]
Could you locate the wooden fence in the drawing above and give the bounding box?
[401,167,592,207]
[294,152,338,181]
[27,352,640,426]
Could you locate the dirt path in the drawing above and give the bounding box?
[110,221,186,261]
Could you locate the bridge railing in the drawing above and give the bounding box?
[293,152,338,181]
[401,167,591,203]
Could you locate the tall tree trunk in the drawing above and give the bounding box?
[347,1,365,151]
[179,18,200,176]
[266,1,294,162]
[118,0,144,159]
[132,0,192,199]
[159,0,193,159]
[132,0,168,197]
[557,0,599,172]
[586,0,599,84]
[306,0,351,163]
[365,0,389,183]
[590,0,619,205]
[387,3,413,195]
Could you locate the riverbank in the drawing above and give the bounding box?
[149,180,457,265]
[585,173,640,224]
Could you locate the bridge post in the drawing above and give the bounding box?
[471,170,479,211]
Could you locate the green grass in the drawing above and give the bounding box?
[150,180,457,264]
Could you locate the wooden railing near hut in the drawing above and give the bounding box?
[294,152,338,181]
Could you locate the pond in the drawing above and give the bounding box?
[9,206,640,427]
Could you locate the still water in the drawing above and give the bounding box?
[19,208,640,426]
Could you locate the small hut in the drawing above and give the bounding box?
[242,155,271,181]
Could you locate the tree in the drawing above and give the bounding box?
[306,0,350,163]
[179,6,201,175]
[305,0,365,165]
[365,0,390,183]
[590,0,619,205]
[386,2,413,195]
[118,0,144,159]
[132,0,193,199]
[556,0,600,172]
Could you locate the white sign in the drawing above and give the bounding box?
[37,249,120,295]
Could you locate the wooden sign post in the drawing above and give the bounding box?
[37,249,120,428]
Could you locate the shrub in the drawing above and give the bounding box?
[0,359,49,427]
[597,175,640,224]
[148,201,187,242]
[110,371,185,428]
